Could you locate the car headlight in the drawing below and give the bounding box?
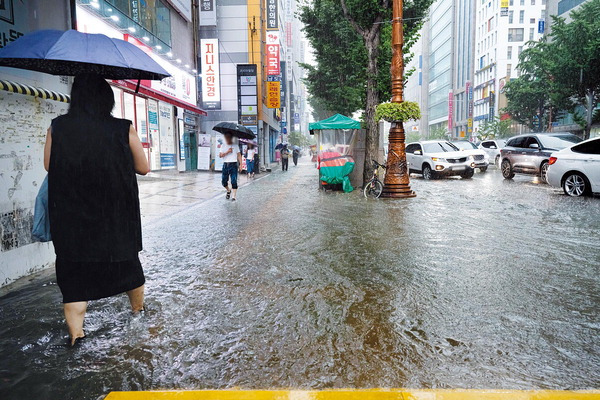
[431,157,446,162]
[468,155,474,161]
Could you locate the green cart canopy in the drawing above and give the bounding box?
[309,114,361,132]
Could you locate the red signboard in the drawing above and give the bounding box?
[266,44,280,75]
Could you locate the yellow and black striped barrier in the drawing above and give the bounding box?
[0,79,70,103]
[104,389,600,400]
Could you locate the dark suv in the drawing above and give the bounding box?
[500,133,582,182]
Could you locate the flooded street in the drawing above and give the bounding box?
[1,163,599,400]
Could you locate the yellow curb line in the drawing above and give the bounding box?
[105,389,600,400]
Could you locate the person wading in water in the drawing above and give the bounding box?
[44,74,150,346]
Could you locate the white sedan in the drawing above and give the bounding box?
[546,137,600,196]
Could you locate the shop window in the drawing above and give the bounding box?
[103,0,172,47]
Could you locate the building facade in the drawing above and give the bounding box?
[472,0,546,133]
[198,0,308,169]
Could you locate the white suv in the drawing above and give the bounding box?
[406,141,476,179]
[451,140,490,172]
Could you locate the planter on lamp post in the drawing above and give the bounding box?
[380,0,416,198]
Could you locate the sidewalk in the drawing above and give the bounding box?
[137,169,270,225]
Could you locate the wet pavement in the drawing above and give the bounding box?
[0,162,599,400]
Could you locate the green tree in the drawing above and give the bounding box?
[505,0,600,138]
[299,0,432,183]
[288,131,313,147]
[428,125,449,140]
[477,116,513,140]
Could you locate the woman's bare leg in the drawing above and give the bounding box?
[64,302,87,345]
[126,285,145,312]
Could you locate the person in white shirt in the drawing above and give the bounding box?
[246,144,256,179]
[218,133,242,201]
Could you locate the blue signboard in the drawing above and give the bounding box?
[538,20,545,34]
[161,153,176,167]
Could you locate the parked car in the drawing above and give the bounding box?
[500,133,582,183]
[479,139,507,167]
[406,141,476,179]
[546,137,600,196]
[451,140,490,172]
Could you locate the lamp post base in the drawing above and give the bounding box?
[380,183,416,198]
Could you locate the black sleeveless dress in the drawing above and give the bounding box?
[49,114,145,303]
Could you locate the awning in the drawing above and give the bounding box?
[0,79,70,103]
[114,79,207,116]
[309,114,361,132]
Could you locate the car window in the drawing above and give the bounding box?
[571,139,600,155]
[423,142,457,153]
[453,141,478,150]
[524,137,540,148]
[481,141,493,148]
[507,137,525,148]
[406,144,417,153]
[538,135,583,149]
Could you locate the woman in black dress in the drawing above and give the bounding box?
[44,74,150,345]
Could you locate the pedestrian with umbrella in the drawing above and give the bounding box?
[0,29,169,345]
[280,144,291,171]
[292,146,301,167]
[213,123,256,201]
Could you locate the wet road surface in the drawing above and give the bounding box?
[1,162,599,399]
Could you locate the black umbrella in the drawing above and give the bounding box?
[0,29,170,80]
[213,122,256,140]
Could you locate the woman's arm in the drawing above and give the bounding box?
[44,128,52,172]
[129,125,151,175]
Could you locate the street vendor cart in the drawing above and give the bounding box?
[309,114,362,193]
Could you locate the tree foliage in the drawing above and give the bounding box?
[504,0,600,138]
[476,116,513,140]
[288,131,314,147]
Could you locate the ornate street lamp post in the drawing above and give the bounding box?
[381,0,416,198]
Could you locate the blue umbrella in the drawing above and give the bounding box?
[0,29,170,80]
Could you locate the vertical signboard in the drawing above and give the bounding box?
[466,81,474,135]
[237,64,259,127]
[266,32,280,76]
[500,0,509,16]
[447,91,454,132]
[199,0,217,26]
[200,38,221,110]
[267,76,281,109]
[266,0,279,30]
[159,103,176,168]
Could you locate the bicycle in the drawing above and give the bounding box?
[363,160,386,199]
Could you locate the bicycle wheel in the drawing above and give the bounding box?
[364,180,384,199]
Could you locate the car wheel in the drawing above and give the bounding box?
[495,155,501,168]
[462,168,474,179]
[563,173,589,197]
[540,162,550,184]
[422,164,434,180]
[479,166,488,173]
[501,159,515,179]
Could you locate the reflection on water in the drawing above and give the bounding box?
[0,165,599,399]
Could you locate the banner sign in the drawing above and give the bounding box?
[266,44,280,76]
[237,64,258,127]
[447,91,454,131]
[200,38,221,110]
[267,76,281,109]
[266,0,279,30]
[538,19,545,33]
[199,0,217,26]
[500,0,509,16]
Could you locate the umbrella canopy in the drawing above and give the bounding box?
[213,122,256,140]
[309,114,361,132]
[0,30,170,80]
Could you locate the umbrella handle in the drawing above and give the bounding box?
[135,78,141,93]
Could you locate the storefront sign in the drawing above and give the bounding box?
[500,0,509,17]
[267,77,281,109]
[447,91,454,131]
[237,64,258,126]
[178,118,186,160]
[199,0,217,26]
[200,38,221,110]
[159,103,176,168]
[166,0,192,22]
[266,43,280,76]
[197,134,211,170]
[266,0,279,30]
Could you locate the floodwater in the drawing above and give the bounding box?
[1,163,599,400]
